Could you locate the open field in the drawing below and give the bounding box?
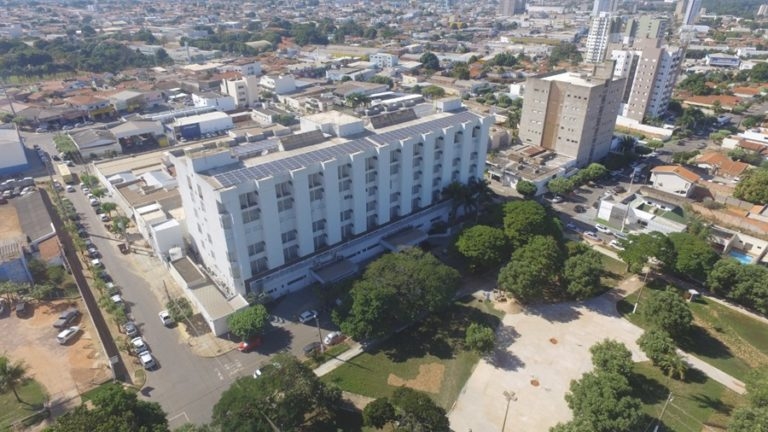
[0,379,47,430]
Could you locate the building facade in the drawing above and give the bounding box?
[585,12,620,64]
[518,62,625,167]
[621,39,684,122]
[592,0,617,16]
[221,76,261,108]
[171,108,491,298]
[370,53,399,69]
[499,0,526,15]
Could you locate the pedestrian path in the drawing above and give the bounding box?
[313,342,365,377]
[679,351,746,395]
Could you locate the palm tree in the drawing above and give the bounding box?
[91,187,107,199]
[441,181,470,223]
[467,177,494,217]
[0,356,28,403]
[617,135,636,154]
[100,202,117,216]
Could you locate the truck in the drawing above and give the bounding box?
[53,307,79,329]
[57,164,74,184]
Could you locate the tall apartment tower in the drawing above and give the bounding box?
[623,16,668,44]
[612,39,684,122]
[171,108,491,298]
[500,0,525,16]
[518,61,626,167]
[585,12,621,63]
[592,0,617,16]
[676,0,702,24]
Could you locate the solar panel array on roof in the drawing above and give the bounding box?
[214,138,374,188]
[368,110,479,146]
[231,139,281,159]
[369,109,417,129]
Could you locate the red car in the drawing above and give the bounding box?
[237,336,262,352]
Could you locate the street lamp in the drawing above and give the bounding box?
[632,265,652,314]
[501,390,517,432]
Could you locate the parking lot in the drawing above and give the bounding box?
[0,299,111,406]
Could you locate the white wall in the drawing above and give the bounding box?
[650,172,692,196]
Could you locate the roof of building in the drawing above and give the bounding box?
[110,120,163,137]
[694,152,751,177]
[684,94,741,108]
[37,236,61,263]
[737,139,768,155]
[109,90,144,101]
[174,111,231,127]
[651,165,702,183]
[12,192,54,244]
[69,129,117,150]
[540,71,606,87]
[0,240,23,261]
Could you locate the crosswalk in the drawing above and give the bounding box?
[213,358,244,381]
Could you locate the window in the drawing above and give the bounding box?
[310,188,324,201]
[366,172,377,183]
[309,173,323,188]
[338,164,351,179]
[390,164,399,175]
[342,223,354,240]
[312,219,326,232]
[275,181,292,198]
[341,209,353,221]
[242,208,260,223]
[366,201,377,211]
[277,198,293,212]
[281,230,297,243]
[283,245,299,261]
[248,242,265,256]
[313,234,327,250]
[339,179,352,191]
[239,191,258,209]
[250,258,268,274]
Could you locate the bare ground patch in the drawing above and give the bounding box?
[387,363,445,394]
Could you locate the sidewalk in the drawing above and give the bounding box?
[679,351,746,395]
[313,342,365,377]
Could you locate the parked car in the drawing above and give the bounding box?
[237,336,262,353]
[106,282,119,295]
[111,294,125,311]
[89,198,100,207]
[323,331,343,346]
[583,231,601,242]
[612,231,628,240]
[298,309,318,324]
[91,258,103,268]
[131,336,149,354]
[100,214,110,222]
[551,195,564,203]
[574,204,586,214]
[302,341,322,356]
[609,239,625,251]
[566,222,579,232]
[53,307,79,329]
[159,310,173,327]
[56,326,80,344]
[612,185,626,194]
[62,125,74,131]
[123,321,139,338]
[66,185,75,193]
[595,224,611,234]
[139,352,157,370]
[87,247,99,258]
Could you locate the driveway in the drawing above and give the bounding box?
[449,277,647,432]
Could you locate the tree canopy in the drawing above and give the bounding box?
[502,200,561,250]
[618,232,676,274]
[46,384,169,432]
[338,248,460,340]
[212,354,341,431]
[730,367,768,431]
[455,225,509,271]
[637,328,687,380]
[498,235,563,303]
[563,248,604,300]
[641,288,693,340]
[734,168,768,205]
[515,180,537,198]
[465,322,496,354]
[707,259,768,315]
[667,232,720,281]
[419,52,440,70]
[227,304,270,340]
[589,339,634,376]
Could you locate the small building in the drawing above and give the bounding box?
[66,94,114,120]
[259,75,296,95]
[171,111,233,140]
[0,128,28,175]
[192,92,236,112]
[650,165,701,197]
[0,240,31,283]
[109,90,145,113]
[706,53,741,68]
[110,120,166,150]
[69,129,121,157]
[693,152,751,179]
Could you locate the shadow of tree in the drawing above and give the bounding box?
[679,326,735,361]
[523,302,583,324]
[629,371,668,405]
[253,327,294,355]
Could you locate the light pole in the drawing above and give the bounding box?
[653,392,674,432]
[501,390,517,432]
[632,265,652,314]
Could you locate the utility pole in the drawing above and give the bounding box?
[501,390,517,432]
[653,392,674,432]
[315,314,324,352]
[632,265,652,314]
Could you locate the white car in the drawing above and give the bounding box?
[609,239,625,251]
[298,309,318,324]
[324,331,343,346]
[139,352,157,370]
[131,336,149,354]
[595,224,611,234]
[159,310,173,327]
[66,185,75,192]
[57,326,81,345]
[583,231,601,242]
[91,258,103,268]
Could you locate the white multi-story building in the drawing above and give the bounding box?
[221,76,261,108]
[592,0,617,16]
[192,92,236,112]
[370,53,399,69]
[585,13,619,64]
[681,0,702,25]
[259,75,297,95]
[171,106,491,298]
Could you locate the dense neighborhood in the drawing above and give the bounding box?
[2,0,768,430]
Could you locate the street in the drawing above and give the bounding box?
[21,131,339,427]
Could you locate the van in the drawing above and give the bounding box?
[56,326,80,344]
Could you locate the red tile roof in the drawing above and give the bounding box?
[651,165,701,183]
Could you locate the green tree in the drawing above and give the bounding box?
[668,232,720,281]
[618,232,676,273]
[589,339,634,376]
[212,354,341,431]
[547,177,574,195]
[389,387,450,432]
[363,398,395,429]
[498,235,563,303]
[100,202,117,216]
[745,368,768,408]
[707,258,744,298]
[47,384,169,432]
[450,61,470,79]
[637,328,687,379]
[339,248,460,340]
[502,200,561,250]
[465,322,496,354]
[345,93,371,108]
[0,356,27,402]
[28,258,48,282]
[561,371,643,432]
[641,288,693,340]
[165,297,193,323]
[227,304,270,340]
[515,180,537,198]
[734,168,768,204]
[729,406,768,432]
[421,85,446,99]
[750,62,768,81]
[455,225,509,271]
[419,52,440,70]
[563,249,604,300]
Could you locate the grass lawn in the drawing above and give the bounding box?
[80,381,124,403]
[631,362,745,432]
[601,254,627,285]
[0,379,47,430]
[617,279,767,381]
[321,302,501,409]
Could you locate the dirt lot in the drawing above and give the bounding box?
[0,299,112,406]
